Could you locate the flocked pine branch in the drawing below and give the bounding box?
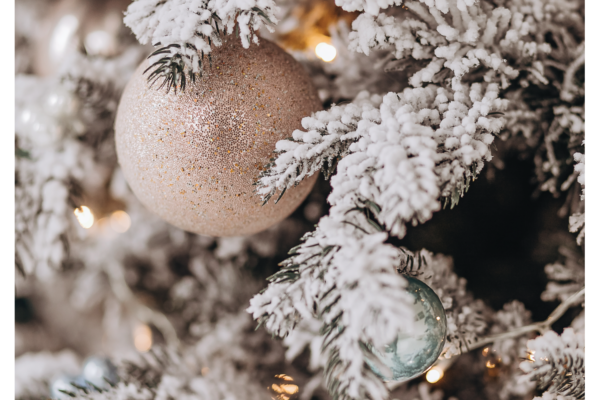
[123,0,278,92]
[351,0,585,202]
[15,51,143,278]
[255,92,383,204]
[542,138,585,302]
[249,215,417,400]
[569,145,585,244]
[327,83,506,235]
[250,1,584,399]
[347,0,552,91]
[520,328,585,399]
[259,82,507,229]
[15,75,94,278]
[250,79,508,399]
[41,344,270,400]
[541,246,584,304]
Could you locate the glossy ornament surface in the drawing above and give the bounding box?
[366,276,447,382]
[115,37,322,236]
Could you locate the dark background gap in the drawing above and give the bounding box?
[396,153,568,323]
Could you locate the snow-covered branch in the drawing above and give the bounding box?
[249,215,417,400]
[569,144,585,244]
[348,1,553,91]
[329,83,506,236]
[252,79,506,399]
[520,328,585,399]
[256,92,383,203]
[15,51,143,279]
[123,0,278,91]
[541,247,584,304]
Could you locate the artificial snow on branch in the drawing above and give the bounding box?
[15,51,144,278]
[569,145,585,244]
[249,216,417,400]
[249,2,574,398]
[123,0,278,92]
[347,1,551,90]
[16,76,96,278]
[255,92,383,204]
[251,79,507,399]
[520,328,585,399]
[541,246,584,303]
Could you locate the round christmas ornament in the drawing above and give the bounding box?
[366,276,447,382]
[115,37,322,236]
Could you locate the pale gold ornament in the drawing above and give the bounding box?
[115,37,322,237]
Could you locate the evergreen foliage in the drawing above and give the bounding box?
[14,0,584,399]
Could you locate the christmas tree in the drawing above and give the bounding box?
[15,0,585,399]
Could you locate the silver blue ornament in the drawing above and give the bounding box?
[366,276,447,382]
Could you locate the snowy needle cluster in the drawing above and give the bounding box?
[124,0,278,91]
[520,328,585,399]
[15,0,584,399]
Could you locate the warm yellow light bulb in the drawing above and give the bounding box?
[274,374,294,381]
[426,367,443,383]
[134,324,152,352]
[315,42,337,62]
[279,384,299,395]
[74,206,94,229]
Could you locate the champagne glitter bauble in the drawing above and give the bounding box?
[366,276,447,382]
[115,37,322,236]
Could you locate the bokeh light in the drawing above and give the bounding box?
[74,206,94,229]
[133,324,152,352]
[426,367,443,383]
[315,42,337,62]
[109,210,131,233]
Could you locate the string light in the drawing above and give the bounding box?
[269,374,299,400]
[109,210,131,233]
[426,367,444,383]
[315,42,337,62]
[133,324,152,352]
[74,206,94,229]
[271,384,299,395]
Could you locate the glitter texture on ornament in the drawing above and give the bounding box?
[115,37,322,236]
